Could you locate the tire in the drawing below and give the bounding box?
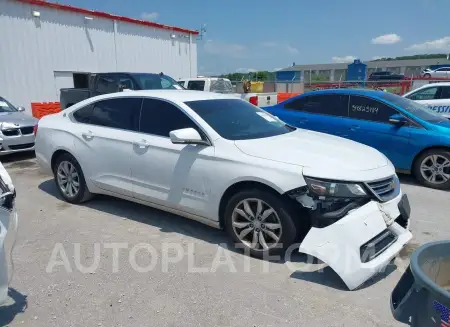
[413,149,450,190]
[224,189,297,259]
[423,73,431,78]
[53,153,93,203]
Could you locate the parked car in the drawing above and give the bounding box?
[368,71,405,81]
[403,82,450,116]
[265,89,450,189]
[177,77,278,107]
[0,161,17,305]
[0,96,38,155]
[60,72,184,109]
[36,90,412,290]
[422,67,450,78]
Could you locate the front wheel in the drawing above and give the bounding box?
[423,73,431,78]
[413,149,450,189]
[224,189,297,258]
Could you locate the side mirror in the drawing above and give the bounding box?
[389,114,407,125]
[169,128,208,145]
[17,106,25,112]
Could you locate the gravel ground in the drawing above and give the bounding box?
[0,152,449,327]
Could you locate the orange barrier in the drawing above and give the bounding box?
[31,102,61,119]
[277,92,300,103]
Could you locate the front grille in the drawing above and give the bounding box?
[360,229,397,263]
[8,143,34,150]
[20,126,34,135]
[366,176,399,202]
[2,129,20,136]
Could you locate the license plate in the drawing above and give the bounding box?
[398,194,411,220]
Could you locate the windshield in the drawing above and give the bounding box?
[0,97,18,113]
[186,99,295,140]
[380,92,444,123]
[132,74,185,90]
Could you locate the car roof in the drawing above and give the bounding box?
[417,82,450,87]
[300,88,389,97]
[90,90,239,103]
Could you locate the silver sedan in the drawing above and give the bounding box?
[0,97,38,155]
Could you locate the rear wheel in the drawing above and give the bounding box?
[53,153,93,203]
[413,149,450,190]
[224,189,297,258]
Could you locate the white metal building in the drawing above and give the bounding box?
[0,0,198,113]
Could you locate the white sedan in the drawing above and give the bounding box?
[35,90,412,290]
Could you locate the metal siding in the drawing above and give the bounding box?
[0,0,197,114]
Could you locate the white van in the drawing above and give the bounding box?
[403,82,450,116]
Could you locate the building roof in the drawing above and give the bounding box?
[14,0,199,35]
[280,58,450,72]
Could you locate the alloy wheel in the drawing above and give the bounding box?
[57,161,80,198]
[420,154,450,185]
[231,198,282,251]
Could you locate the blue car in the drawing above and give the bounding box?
[265,89,450,189]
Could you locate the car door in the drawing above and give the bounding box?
[271,94,350,136]
[131,98,215,218]
[346,95,414,169]
[405,86,442,112]
[71,97,141,197]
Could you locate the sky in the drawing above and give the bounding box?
[52,0,450,75]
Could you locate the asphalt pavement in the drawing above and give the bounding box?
[1,152,449,327]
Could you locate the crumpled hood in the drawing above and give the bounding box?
[234,129,388,172]
[0,112,38,127]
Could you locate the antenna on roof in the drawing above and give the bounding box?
[197,24,207,40]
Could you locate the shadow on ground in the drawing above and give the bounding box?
[38,178,399,292]
[0,288,28,326]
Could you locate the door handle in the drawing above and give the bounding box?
[82,130,94,140]
[133,139,149,149]
[349,125,360,131]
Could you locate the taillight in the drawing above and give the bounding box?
[249,96,258,106]
[33,124,38,136]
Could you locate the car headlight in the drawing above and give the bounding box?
[304,177,368,198]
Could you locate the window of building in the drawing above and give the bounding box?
[73,73,90,88]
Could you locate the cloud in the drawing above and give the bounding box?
[331,56,357,63]
[405,36,450,51]
[261,41,277,47]
[371,34,402,45]
[371,56,384,60]
[286,45,299,54]
[141,12,159,21]
[260,42,299,54]
[272,68,282,72]
[203,40,247,58]
[235,68,258,73]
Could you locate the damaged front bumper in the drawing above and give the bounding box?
[298,191,412,290]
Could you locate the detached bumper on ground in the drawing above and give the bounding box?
[299,192,412,290]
